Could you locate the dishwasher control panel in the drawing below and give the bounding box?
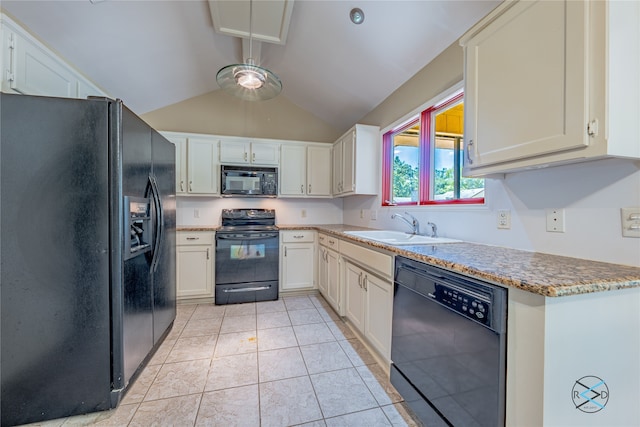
[434,283,491,326]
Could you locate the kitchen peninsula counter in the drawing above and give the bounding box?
[278,224,640,297]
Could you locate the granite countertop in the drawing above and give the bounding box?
[177,223,640,297]
[282,224,640,297]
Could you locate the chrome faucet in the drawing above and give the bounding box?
[426,222,438,238]
[391,212,420,235]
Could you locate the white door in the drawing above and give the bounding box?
[332,140,343,195]
[219,140,250,164]
[281,243,315,290]
[188,138,218,194]
[326,248,340,313]
[344,261,365,332]
[464,0,589,168]
[177,245,213,298]
[251,142,279,165]
[317,247,328,296]
[307,145,332,196]
[280,145,306,196]
[165,136,188,194]
[364,273,392,360]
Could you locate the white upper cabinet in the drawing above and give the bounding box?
[460,0,640,176]
[332,124,380,197]
[280,143,331,198]
[162,132,219,196]
[1,14,107,99]
[219,139,279,165]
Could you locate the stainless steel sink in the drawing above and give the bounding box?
[343,230,461,245]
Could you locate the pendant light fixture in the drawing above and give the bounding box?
[216,0,282,101]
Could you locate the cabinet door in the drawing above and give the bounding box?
[12,32,75,97]
[251,142,279,165]
[332,140,343,195]
[341,132,355,194]
[317,247,328,296]
[165,136,188,194]
[364,273,392,360]
[219,140,250,164]
[279,145,306,196]
[281,243,315,290]
[344,261,365,332]
[464,0,589,169]
[326,248,340,313]
[188,138,218,194]
[307,145,332,196]
[176,245,213,299]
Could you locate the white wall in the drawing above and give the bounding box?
[343,158,640,267]
[177,197,343,227]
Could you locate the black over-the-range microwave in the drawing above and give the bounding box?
[220,165,278,197]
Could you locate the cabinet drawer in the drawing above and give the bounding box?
[340,240,392,279]
[318,233,340,250]
[177,231,214,245]
[281,230,315,243]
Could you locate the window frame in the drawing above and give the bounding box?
[382,88,484,207]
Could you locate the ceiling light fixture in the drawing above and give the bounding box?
[350,8,365,25]
[216,0,282,101]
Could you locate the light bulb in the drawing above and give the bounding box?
[235,68,266,89]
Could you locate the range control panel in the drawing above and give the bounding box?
[434,284,491,326]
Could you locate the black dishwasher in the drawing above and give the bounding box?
[391,256,507,427]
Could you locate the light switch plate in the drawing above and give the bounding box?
[621,207,640,238]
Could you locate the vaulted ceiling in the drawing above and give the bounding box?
[1,0,500,132]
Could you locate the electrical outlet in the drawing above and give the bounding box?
[301,209,307,218]
[546,208,565,232]
[370,210,377,220]
[621,207,640,238]
[497,210,511,229]
[360,209,364,219]
[194,209,200,218]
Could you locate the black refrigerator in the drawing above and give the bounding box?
[0,93,176,426]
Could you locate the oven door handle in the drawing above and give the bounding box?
[216,233,278,240]
[222,285,271,293]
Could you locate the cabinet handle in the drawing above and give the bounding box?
[252,152,255,161]
[284,247,287,257]
[186,237,200,240]
[293,235,305,239]
[308,184,311,193]
[328,240,335,246]
[244,152,248,161]
[301,184,304,194]
[363,275,368,291]
[189,181,193,192]
[466,139,474,165]
[358,272,363,288]
[206,248,210,260]
[180,180,184,192]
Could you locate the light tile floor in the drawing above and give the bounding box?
[23,294,419,427]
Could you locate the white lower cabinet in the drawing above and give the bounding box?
[318,233,341,314]
[344,259,393,360]
[280,230,316,292]
[176,231,214,300]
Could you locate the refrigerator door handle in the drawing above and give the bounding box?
[148,175,163,272]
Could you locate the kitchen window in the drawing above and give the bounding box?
[382,90,484,206]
